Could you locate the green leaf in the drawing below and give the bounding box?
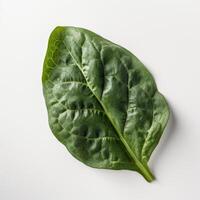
[42,26,170,182]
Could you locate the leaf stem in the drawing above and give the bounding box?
[136,162,155,182]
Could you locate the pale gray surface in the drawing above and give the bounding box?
[0,0,199,199]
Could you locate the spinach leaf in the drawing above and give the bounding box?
[42,27,169,182]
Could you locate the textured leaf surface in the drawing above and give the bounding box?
[42,26,169,182]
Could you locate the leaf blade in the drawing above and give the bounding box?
[42,26,170,182]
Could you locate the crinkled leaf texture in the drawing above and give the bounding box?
[42,26,170,182]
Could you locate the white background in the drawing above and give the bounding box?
[0,0,200,199]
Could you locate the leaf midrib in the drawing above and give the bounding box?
[65,44,154,181]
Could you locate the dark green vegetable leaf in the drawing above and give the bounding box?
[42,26,169,182]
